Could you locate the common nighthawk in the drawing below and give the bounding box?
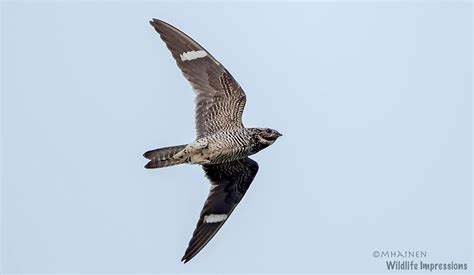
[144,19,282,263]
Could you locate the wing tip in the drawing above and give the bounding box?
[149,18,164,30]
[149,18,160,24]
[150,18,171,29]
[181,248,197,264]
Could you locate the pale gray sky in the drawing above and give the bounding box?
[1,1,472,273]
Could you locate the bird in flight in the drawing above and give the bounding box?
[144,19,282,263]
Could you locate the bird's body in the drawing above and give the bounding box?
[178,128,258,165]
[144,19,281,263]
[145,128,275,167]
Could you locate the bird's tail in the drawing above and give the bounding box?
[143,144,187,168]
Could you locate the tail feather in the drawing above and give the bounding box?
[143,144,187,169]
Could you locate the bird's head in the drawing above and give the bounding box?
[254,128,282,146]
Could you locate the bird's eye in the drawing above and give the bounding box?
[266,129,272,134]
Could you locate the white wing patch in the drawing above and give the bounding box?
[180,50,207,61]
[203,214,228,223]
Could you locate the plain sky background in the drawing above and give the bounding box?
[1,1,472,273]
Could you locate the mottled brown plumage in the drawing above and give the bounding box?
[144,19,281,263]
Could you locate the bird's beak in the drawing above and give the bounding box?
[276,132,283,137]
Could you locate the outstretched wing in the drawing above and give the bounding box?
[181,157,259,263]
[150,19,247,139]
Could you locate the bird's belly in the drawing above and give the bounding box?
[207,144,251,164]
[187,147,231,164]
[188,133,253,164]
[189,151,210,164]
